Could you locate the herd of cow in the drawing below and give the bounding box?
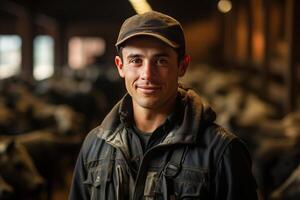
[0,64,299,199]
[182,64,300,200]
[0,66,124,200]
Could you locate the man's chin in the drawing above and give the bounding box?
[135,98,160,109]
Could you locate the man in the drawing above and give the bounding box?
[69,11,258,200]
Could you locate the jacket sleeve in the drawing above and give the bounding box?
[214,139,258,200]
[69,133,95,200]
[69,142,90,200]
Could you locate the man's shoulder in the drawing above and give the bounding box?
[207,123,237,140]
[85,125,101,141]
[80,126,107,152]
[203,123,251,162]
[199,123,238,149]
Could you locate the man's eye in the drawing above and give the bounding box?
[156,58,168,65]
[129,58,142,64]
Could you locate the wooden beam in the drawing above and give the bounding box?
[286,0,300,112]
[262,0,271,94]
[17,5,34,80]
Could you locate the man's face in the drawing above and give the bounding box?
[115,37,188,112]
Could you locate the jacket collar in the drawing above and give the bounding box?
[162,87,216,145]
[97,87,216,147]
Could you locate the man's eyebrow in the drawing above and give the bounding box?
[126,53,141,59]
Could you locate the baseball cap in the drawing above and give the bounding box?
[115,11,185,57]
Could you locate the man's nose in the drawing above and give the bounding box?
[141,61,155,80]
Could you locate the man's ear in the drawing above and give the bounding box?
[115,55,125,78]
[178,55,190,77]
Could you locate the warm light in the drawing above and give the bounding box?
[218,0,232,13]
[68,37,106,69]
[252,31,264,64]
[129,0,152,14]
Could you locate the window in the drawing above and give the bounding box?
[33,35,54,80]
[0,35,22,79]
[68,37,105,69]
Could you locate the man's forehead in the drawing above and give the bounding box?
[123,47,171,57]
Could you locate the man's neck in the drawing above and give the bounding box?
[132,100,176,133]
[134,111,167,133]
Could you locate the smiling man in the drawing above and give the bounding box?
[69,11,258,200]
[115,36,188,133]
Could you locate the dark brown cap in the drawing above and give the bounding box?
[115,11,185,56]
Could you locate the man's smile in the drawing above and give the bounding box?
[136,85,162,94]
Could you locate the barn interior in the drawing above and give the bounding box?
[1,0,300,199]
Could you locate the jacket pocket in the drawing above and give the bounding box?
[155,168,210,200]
[84,167,102,186]
[83,159,115,200]
[83,167,102,199]
[116,164,131,200]
[174,168,209,199]
[144,171,158,200]
[83,160,131,200]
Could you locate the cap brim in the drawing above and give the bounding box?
[115,32,180,49]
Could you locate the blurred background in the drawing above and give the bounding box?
[0,0,300,199]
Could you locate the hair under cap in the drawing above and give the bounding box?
[115,11,185,56]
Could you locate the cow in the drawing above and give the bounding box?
[271,163,300,200]
[0,140,45,199]
[252,111,300,199]
[8,130,82,200]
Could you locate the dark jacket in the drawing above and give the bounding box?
[69,88,258,200]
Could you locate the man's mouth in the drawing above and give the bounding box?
[136,85,161,94]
